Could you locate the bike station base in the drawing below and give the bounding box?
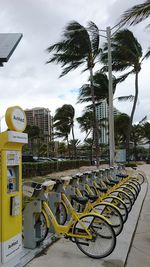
[24,181,147,267]
[3,182,147,267]
[1,234,59,267]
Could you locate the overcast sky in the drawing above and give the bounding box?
[0,0,149,140]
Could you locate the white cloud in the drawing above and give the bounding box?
[0,0,149,140]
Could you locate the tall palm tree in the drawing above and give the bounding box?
[119,0,150,27]
[101,29,149,160]
[46,20,101,167]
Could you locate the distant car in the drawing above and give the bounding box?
[22,155,36,162]
[36,157,55,162]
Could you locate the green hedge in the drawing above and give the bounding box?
[23,160,90,178]
[125,162,137,168]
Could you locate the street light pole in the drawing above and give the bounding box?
[0,115,5,133]
[107,26,115,166]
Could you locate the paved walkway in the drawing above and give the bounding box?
[24,164,150,267]
[125,164,150,267]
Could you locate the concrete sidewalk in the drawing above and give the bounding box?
[24,165,149,267]
[125,165,150,267]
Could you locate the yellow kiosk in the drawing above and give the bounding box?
[0,106,28,264]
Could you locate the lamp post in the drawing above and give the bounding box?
[106,26,115,166]
[0,115,5,133]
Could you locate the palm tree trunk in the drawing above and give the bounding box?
[66,135,70,158]
[89,67,100,167]
[71,124,77,158]
[127,71,139,162]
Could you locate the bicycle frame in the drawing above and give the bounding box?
[75,187,121,217]
[42,193,101,240]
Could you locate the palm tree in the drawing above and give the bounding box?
[25,125,42,155]
[119,1,150,62]
[114,113,130,148]
[53,104,76,157]
[46,20,101,167]
[119,0,150,27]
[142,122,150,160]
[77,71,117,106]
[54,123,71,157]
[130,124,144,161]
[101,29,149,161]
[77,110,94,141]
[83,138,94,164]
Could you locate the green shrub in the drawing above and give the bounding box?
[125,162,137,168]
[23,160,90,178]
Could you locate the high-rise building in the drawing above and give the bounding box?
[96,100,121,144]
[25,107,53,142]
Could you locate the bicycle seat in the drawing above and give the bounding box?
[60,176,72,187]
[105,181,115,186]
[42,180,56,191]
[116,174,128,178]
[31,182,41,189]
[75,173,83,177]
[71,195,88,204]
[109,180,119,184]
[84,193,98,201]
[97,187,108,193]
[83,171,92,175]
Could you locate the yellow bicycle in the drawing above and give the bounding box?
[23,180,116,259]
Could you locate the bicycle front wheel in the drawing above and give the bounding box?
[55,201,67,225]
[34,210,49,243]
[73,214,116,259]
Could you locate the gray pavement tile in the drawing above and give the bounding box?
[125,246,150,267]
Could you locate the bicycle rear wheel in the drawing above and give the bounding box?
[73,214,116,259]
[92,203,123,236]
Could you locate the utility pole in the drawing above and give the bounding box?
[107,26,115,166]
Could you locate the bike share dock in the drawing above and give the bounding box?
[0,106,148,267]
[24,178,148,267]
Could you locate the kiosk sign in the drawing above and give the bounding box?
[0,106,28,264]
[5,106,27,132]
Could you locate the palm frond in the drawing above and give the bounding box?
[101,29,143,72]
[141,47,150,61]
[116,70,134,83]
[119,0,150,26]
[139,115,147,124]
[117,95,134,102]
[87,21,100,57]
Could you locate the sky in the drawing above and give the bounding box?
[0,0,149,141]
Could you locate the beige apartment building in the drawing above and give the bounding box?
[25,107,53,142]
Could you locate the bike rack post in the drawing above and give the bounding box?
[48,191,61,232]
[23,200,42,249]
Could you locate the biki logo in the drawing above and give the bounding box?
[13,115,25,123]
